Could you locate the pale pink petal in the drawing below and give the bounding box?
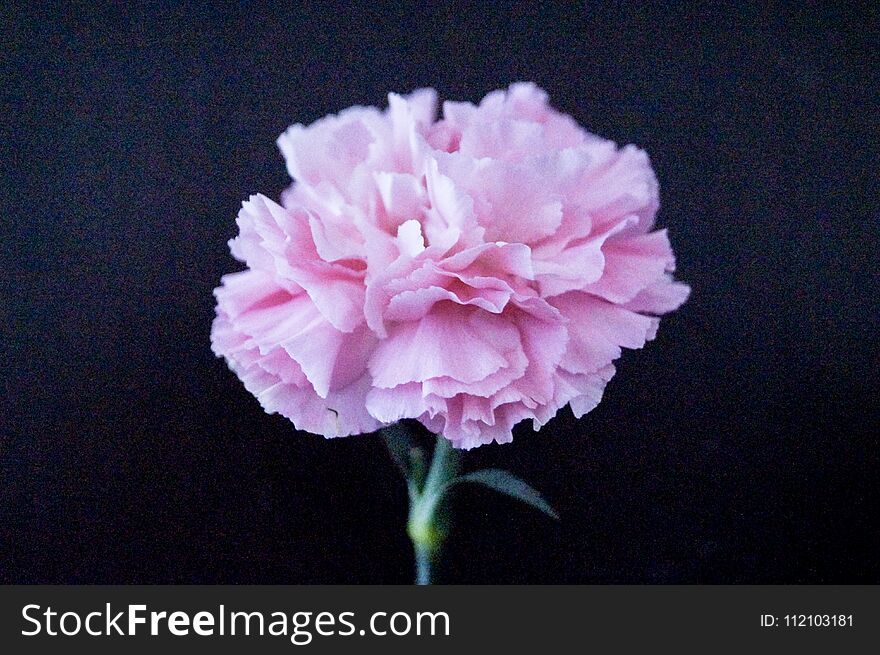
[276,106,382,191]
[552,292,660,375]
[211,275,378,437]
[503,297,569,405]
[368,309,520,389]
[374,171,427,231]
[212,269,295,320]
[533,216,638,297]
[396,219,426,257]
[554,365,616,421]
[280,318,375,399]
[423,157,484,251]
[257,373,381,438]
[573,143,659,234]
[233,194,366,332]
[307,213,366,264]
[624,275,691,314]
[439,241,534,280]
[365,383,445,424]
[384,283,512,323]
[583,229,677,303]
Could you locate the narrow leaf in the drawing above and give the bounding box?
[380,424,415,478]
[452,469,560,520]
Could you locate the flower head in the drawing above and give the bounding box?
[211,83,689,448]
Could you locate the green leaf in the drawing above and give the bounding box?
[380,424,416,478]
[451,469,560,520]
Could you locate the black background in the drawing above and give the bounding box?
[3,2,878,584]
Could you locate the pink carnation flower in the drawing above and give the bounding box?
[211,83,689,448]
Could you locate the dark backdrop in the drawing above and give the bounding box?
[3,2,878,583]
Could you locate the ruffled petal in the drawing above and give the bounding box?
[210,270,378,436]
[368,309,520,388]
[256,373,382,438]
[552,292,660,375]
[583,229,677,303]
[232,194,366,332]
[624,275,691,314]
[277,106,383,192]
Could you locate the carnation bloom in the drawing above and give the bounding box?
[211,83,689,448]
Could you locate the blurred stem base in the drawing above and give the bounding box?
[412,539,433,586]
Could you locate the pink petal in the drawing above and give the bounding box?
[277,106,381,191]
[234,195,366,332]
[280,318,375,399]
[257,373,381,438]
[573,144,659,234]
[368,309,520,388]
[366,383,445,424]
[584,229,677,303]
[552,292,660,375]
[624,275,692,314]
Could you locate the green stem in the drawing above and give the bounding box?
[406,435,459,585]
